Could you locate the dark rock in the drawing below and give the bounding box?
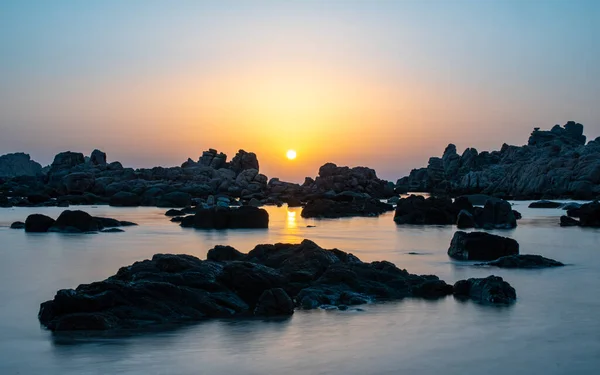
[254,288,294,316]
[90,149,107,166]
[165,209,185,217]
[575,201,600,227]
[101,228,124,233]
[529,200,562,208]
[394,195,455,225]
[207,245,246,262]
[51,151,85,171]
[53,210,101,232]
[26,193,51,205]
[512,210,522,220]
[301,198,393,218]
[38,240,458,331]
[479,254,564,268]
[180,206,269,229]
[0,153,43,178]
[560,215,580,227]
[474,198,517,229]
[10,221,25,229]
[456,210,475,229]
[110,192,141,207]
[62,172,95,194]
[448,231,519,261]
[453,276,516,304]
[25,214,56,232]
[229,150,259,174]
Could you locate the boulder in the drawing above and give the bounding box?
[10,221,25,229]
[394,195,455,225]
[157,192,192,208]
[480,254,564,268]
[456,210,475,229]
[0,153,43,178]
[25,214,56,232]
[207,245,246,262]
[90,149,107,166]
[53,210,101,232]
[474,198,517,229]
[253,288,294,316]
[62,172,95,194]
[51,151,85,171]
[575,201,600,227]
[453,276,516,304]
[229,150,259,174]
[560,215,580,227]
[180,206,269,229]
[448,231,519,261]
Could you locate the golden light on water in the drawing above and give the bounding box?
[286,149,297,160]
[286,209,297,229]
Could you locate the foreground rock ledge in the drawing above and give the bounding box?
[38,240,516,331]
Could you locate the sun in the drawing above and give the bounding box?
[286,149,297,160]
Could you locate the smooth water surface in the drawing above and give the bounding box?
[0,202,599,374]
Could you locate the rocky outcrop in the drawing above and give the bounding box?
[180,206,269,229]
[561,201,600,227]
[21,210,136,233]
[453,276,516,304]
[0,153,43,178]
[38,240,508,331]
[479,255,564,268]
[394,195,517,229]
[301,197,394,218]
[448,231,519,261]
[396,121,600,200]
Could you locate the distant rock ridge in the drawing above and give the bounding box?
[0,153,42,178]
[396,121,600,199]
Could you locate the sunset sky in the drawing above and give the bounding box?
[1,0,599,182]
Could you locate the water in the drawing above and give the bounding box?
[0,202,599,374]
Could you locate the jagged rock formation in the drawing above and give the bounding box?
[0,148,269,207]
[397,121,600,199]
[0,153,42,178]
[37,240,514,331]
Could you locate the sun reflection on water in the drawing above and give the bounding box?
[286,209,297,229]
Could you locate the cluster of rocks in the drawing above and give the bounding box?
[560,201,600,227]
[448,230,564,269]
[178,206,269,229]
[394,195,519,229]
[38,240,518,331]
[0,153,43,178]
[397,122,600,200]
[0,148,270,208]
[301,194,394,218]
[266,163,395,207]
[12,210,136,233]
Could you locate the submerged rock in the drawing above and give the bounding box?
[10,221,25,229]
[478,254,564,268]
[448,231,519,261]
[38,240,466,331]
[453,276,516,304]
[560,215,580,227]
[575,201,600,227]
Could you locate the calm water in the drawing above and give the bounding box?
[0,202,599,375]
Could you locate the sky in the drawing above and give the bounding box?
[1,0,599,182]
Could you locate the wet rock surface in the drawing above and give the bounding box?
[478,255,564,268]
[37,240,510,331]
[453,276,516,304]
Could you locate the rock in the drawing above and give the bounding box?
[301,198,394,218]
[180,206,269,229]
[394,195,456,225]
[165,209,185,217]
[62,172,95,194]
[474,198,517,229]
[529,200,562,208]
[51,151,85,171]
[0,153,42,178]
[456,210,475,229]
[90,149,107,166]
[27,193,51,205]
[248,198,262,207]
[479,254,564,268]
[574,201,600,227]
[253,288,294,316]
[453,276,516,304]
[462,194,493,206]
[10,221,25,229]
[25,214,56,232]
[157,192,192,208]
[448,231,519,261]
[229,150,259,174]
[109,192,141,207]
[52,210,101,232]
[101,228,124,233]
[560,215,580,226]
[562,202,581,211]
[38,240,460,331]
[396,121,600,199]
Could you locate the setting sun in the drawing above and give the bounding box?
[286,149,297,160]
